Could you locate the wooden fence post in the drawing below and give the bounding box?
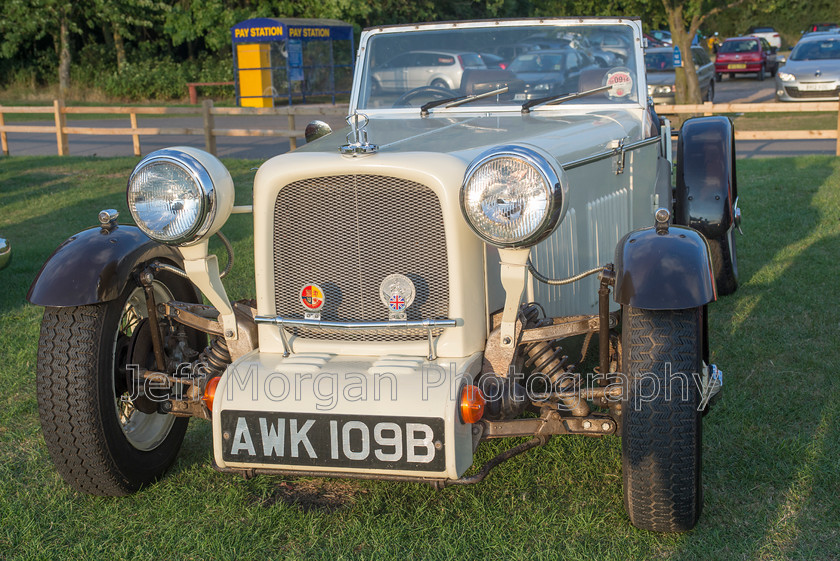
[0,107,8,156]
[203,99,216,155]
[288,113,297,151]
[130,111,141,157]
[836,98,840,157]
[53,99,69,156]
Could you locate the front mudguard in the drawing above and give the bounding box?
[28,224,187,307]
[674,116,736,240]
[613,225,717,310]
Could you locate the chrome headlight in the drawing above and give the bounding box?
[460,145,567,248]
[127,147,234,245]
[777,71,795,82]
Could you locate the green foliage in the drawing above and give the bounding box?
[98,55,232,100]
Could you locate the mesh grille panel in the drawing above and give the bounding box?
[273,175,449,341]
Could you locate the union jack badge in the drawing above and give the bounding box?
[300,284,325,319]
[379,274,416,321]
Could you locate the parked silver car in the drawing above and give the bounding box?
[775,34,840,101]
[645,46,715,103]
[371,50,486,92]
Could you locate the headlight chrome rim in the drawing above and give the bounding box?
[460,144,566,248]
[127,148,217,246]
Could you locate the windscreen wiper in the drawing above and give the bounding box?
[420,87,509,117]
[521,85,612,114]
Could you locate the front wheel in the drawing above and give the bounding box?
[621,306,703,532]
[36,271,202,496]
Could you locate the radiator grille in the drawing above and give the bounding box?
[784,85,840,99]
[272,175,449,342]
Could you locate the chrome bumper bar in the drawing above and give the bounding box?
[254,316,457,359]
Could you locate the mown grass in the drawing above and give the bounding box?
[733,111,839,132]
[1,154,839,560]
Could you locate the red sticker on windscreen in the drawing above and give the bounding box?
[604,68,634,98]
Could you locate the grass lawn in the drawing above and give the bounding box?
[1,154,839,559]
[733,111,839,132]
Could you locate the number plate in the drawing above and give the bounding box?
[728,64,747,69]
[221,411,446,471]
[799,82,835,91]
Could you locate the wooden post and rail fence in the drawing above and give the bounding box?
[0,100,346,157]
[0,99,839,157]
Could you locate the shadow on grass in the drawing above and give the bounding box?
[663,156,840,559]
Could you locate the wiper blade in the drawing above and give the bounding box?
[521,85,612,114]
[421,87,509,117]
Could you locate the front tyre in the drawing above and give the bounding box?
[36,272,198,496]
[621,306,703,532]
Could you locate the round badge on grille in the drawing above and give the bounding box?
[380,274,415,319]
[300,284,325,312]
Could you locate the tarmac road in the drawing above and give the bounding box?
[1,78,835,160]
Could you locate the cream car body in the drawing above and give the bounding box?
[211,19,664,478]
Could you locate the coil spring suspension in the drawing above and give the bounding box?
[200,336,232,378]
[520,304,590,416]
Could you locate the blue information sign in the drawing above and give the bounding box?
[673,46,683,67]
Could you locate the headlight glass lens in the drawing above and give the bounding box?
[777,71,795,82]
[128,158,211,244]
[462,155,553,246]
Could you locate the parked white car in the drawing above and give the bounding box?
[30,17,741,534]
[746,26,783,49]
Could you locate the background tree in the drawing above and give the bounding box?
[0,0,83,98]
[93,0,169,70]
[662,0,746,104]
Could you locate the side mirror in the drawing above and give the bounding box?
[305,120,333,143]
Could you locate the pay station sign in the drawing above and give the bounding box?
[673,46,683,67]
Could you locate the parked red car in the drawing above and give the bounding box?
[715,36,779,81]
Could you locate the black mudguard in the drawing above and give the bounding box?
[28,224,185,307]
[613,225,717,310]
[674,116,736,239]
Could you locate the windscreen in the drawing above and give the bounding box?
[358,23,639,110]
[789,38,840,61]
[719,40,759,53]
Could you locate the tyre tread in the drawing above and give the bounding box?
[37,306,133,495]
[622,307,702,532]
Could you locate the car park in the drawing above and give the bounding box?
[645,45,715,103]
[30,17,740,534]
[506,48,599,99]
[746,26,782,49]
[715,36,778,80]
[370,50,486,92]
[775,34,840,101]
